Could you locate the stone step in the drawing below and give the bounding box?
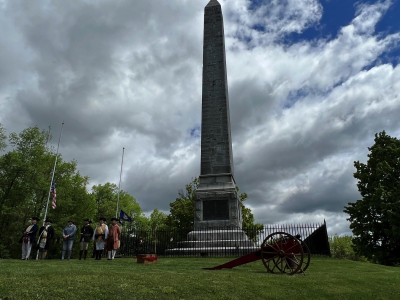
[165,247,259,256]
[177,240,255,248]
[187,230,250,241]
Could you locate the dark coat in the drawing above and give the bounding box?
[37,226,55,250]
[19,223,39,244]
[80,225,94,242]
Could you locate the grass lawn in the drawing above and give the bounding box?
[0,256,399,300]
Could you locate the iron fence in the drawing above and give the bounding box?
[116,221,331,257]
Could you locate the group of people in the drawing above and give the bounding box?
[20,217,121,261]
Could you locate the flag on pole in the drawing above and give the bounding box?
[51,179,57,209]
[119,209,132,222]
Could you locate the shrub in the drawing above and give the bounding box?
[329,234,367,262]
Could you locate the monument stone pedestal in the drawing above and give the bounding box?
[194,173,242,229]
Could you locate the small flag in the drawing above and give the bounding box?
[51,179,57,209]
[119,209,132,222]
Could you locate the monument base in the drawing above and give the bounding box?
[194,173,242,229]
[165,229,257,256]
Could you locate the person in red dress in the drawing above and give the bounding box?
[106,218,121,260]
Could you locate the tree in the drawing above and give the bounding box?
[149,208,168,229]
[165,177,262,230]
[0,126,53,258]
[91,183,144,229]
[237,186,264,241]
[344,131,400,266]
[0,124,147,258]
[165,177,199,229]
[0,123,6,151]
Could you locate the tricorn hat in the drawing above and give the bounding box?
[44,218,52,223]
[100,217,106,222]
[68,219,74,223]
[31,217,39,221]
[83,219,92,224]
[111,217,119,221]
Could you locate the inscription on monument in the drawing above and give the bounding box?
[203,200,229,220]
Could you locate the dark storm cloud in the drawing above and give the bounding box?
[277,164,360,214]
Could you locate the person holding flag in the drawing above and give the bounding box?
[93,218,108,260]
[19,217,39,260]
[106,218,121,260]
[37,218,55,260]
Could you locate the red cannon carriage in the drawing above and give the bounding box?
[204,232,310,275]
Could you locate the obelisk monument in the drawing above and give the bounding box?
[194,0,242,229]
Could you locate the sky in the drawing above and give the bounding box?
[1,0,399,236]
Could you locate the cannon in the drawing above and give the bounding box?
[203,232,310,275]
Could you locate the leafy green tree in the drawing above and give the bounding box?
[165,177,199,229]
[344,131,400,266]
[0,123,6,151]
[0,126,95,258]
[0,125,146,258]
[236,186,262,228]
[149,208,168,229]
[91,183,144,228]
[328,234,367,261]
[236,186,264,241]
[0,126,54,258]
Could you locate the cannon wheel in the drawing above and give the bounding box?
[297,240,310,274]
[281,239,311,275]
[260,232,304,275]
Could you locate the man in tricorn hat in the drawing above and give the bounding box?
[61,219,77,260]
[106,218,121,260]
[93,217,108,260]
[79,219,94,260]
[37,218,55,260]
[20,217,39,260]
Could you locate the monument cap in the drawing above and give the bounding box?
[206,0,220,7]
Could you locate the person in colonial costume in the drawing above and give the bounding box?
[93,217,108,260]
[20,217,39,260]
[61,219,77,260]
[106,218,121,260]
[37,218,55,260]
[79,219,94,260]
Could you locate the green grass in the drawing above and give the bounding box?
[0,256,399,300]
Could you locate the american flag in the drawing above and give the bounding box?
[51,179,57,209]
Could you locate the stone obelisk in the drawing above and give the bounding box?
[194,0,242,229]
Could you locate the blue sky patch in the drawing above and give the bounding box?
[190,124,201,138]
[247,0,400,66]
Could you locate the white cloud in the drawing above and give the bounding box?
[0,0,399,236]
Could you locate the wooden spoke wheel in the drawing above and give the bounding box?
[297,240,310,274]
[260,232,304,275]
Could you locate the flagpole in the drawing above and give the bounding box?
[116,147,125,218]
[36,122,64,260]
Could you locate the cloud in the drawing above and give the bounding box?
[0,0,399,235]
[225,0,323,45]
